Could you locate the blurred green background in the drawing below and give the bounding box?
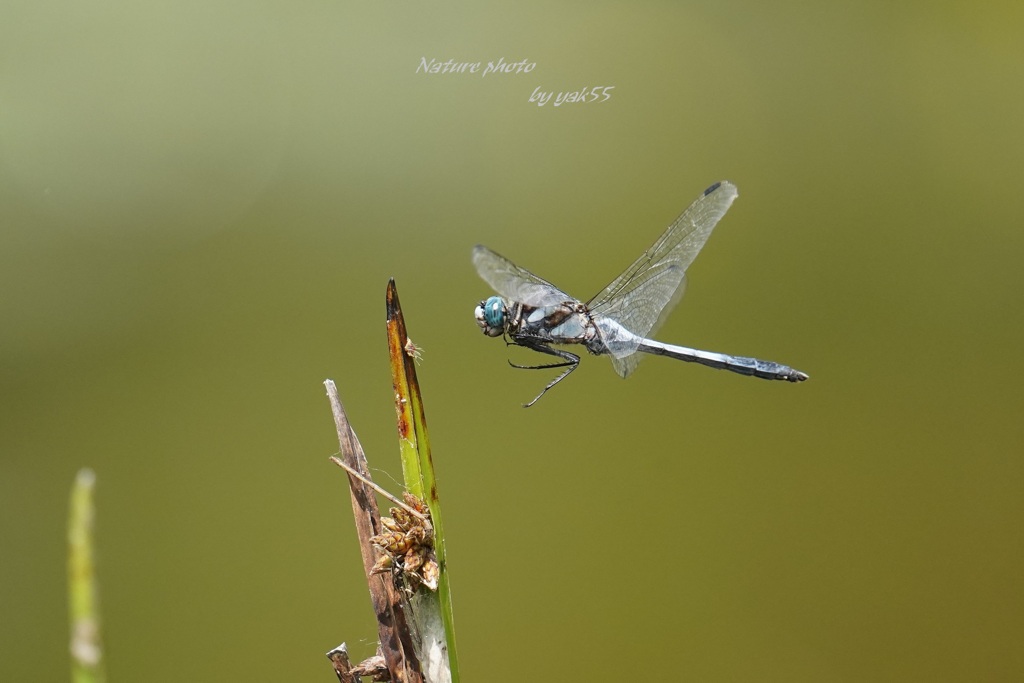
[3,1,1022,680]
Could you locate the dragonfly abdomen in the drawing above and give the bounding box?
[637,339,809,382]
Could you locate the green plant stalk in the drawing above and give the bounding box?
[68,468,106,683]
[386,279,460,683]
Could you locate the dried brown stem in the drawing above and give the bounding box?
[324,380,424,683]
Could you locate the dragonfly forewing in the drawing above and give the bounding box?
[588,181,737,343]
[472,245,573,308]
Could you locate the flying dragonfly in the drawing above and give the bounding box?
[472,181,808,407]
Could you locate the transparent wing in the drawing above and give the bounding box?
[588,181,738,367]
[600,274,687,378]
[472,245,575,307]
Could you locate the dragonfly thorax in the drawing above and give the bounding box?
[474,296,506,337]
[518,301,599,348]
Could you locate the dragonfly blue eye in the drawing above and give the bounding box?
[483,296,505,327]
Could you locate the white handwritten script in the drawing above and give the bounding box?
[417,57,536,77]
[528,86,615,107]
[416,57,616,108]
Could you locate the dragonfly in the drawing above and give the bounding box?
[472,181,808,407]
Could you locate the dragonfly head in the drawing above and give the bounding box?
[474,296,507,337]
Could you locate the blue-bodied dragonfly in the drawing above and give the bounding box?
[473,181,808,407]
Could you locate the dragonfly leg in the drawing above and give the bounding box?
[510,338,580,407]
[508,358,574,370]
[502,336,569,369]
